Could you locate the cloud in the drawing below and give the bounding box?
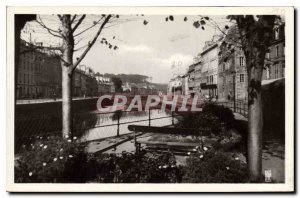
[153,53,194,68]
[119,44,153,53]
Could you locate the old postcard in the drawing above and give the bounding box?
[6,6,294,192]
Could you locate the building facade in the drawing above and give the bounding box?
[16,40,115,100]
[263,24,285,81]
[17,41,61,99]
[199,39,221,99]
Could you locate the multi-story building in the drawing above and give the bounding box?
[96,75,115,95]
[17,40,61,99]
[217,26,248,101]
[199,35,223,99]
[167,75,184,94]
[263,24,285,80]
[193,61,202,94]
[186,63,196,95]
[17,40,111,99]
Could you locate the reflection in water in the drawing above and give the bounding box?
[78,109,174,142]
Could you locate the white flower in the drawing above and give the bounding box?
[193,148,197,151]
[43,162,47,166]
[163,165,168,169]
[68,155,73,158]
[203,147,208,151]
[32,146,35,149]
[199,155,204,159]
[53,158,58,162]
[73,136,77,140]
[65,135,69,139]
[67,139,72,143]
[40,144,43,147]
[235,157,239,160]
[195,146,199,149]
[159,166,162,169]
[171,165,176,168]
[29,172,33,176]
[226,167,230,170]
[43,145,47,149]
[59,156,64,159]
[40,137,42,139]
[60,148,63,152]
[187,152,191,155]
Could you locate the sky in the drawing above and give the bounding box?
[22,15,231,84]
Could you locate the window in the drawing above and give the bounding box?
[275,29,279,40]
[274,63,279,78]
[240,74,245,83]
[276,45,279,57]
[266,67,270,79]
[239,57,244,66]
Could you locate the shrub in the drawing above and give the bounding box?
[183,149,249,183]
[202,103,235,128]
[176,112,222,135]
[87,150,184,183]
[15,135,88,183]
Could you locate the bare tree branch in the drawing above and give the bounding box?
[71,15,112,72]
[71,14,77,24]
[72,15,86,33]
[57,14,63,21]
[36,15,62,38]
[74,16,105,37]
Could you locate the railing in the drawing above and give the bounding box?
[15,108,181,151]
[216,100,248,118]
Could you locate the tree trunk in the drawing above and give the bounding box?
[247,59,264,182]
[62,66,73,138]
[60,15,74,138]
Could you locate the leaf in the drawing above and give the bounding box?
[116,15,119,18]
[165,17,168,22]
[201,26,205,30]
[200,20,206,25]
[169,15,174,21]
[204,16,209,20]
[193,21,200,28]
[143,20,148,25]
[184,16,188,22]
[113,36,115,39]
[225,25,229,29]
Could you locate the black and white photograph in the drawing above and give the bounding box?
[6,6,294,192]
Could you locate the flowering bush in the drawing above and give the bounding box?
[87,150,184,183]
[15,135,88,183]
[15,137,248,183]
[183,149,249,183]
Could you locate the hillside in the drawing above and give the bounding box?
[103,73,167,93]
